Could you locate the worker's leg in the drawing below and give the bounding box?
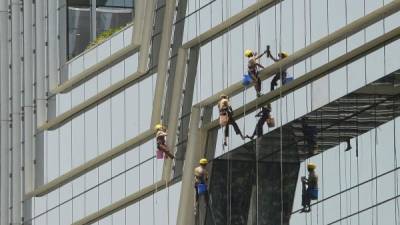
[305,192,311,211]
[281,72,288,85]
[229,117,244,138]
[255,118,264,138]
[270,74,279,91]
[256,76,261,93]
[158,144,174,159]
[224,125,229,145]
[195,185,199,203]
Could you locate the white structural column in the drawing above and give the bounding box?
[176,106,204,225]
[23,0,35,194]
[11,0,23,224]
[47,0,58,90]
[132,0,145,46]
[150,0,178,126]
[0,0,10,224]
[163,48,188,179]
[137,0,156,73]
[35,0,46,126]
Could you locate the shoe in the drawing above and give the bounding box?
[240,134,245,140]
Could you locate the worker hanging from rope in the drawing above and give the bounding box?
[154,124,174,159]
[301,118,318,155]
[245,49,268,97]
[218,94,245,146]
[300,163,319,213]
[266,45,289,91]
[194,158,209,212]
[245,104,275,140]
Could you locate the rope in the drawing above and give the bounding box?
[394,98,400,225]
[338,103,343,225]
[277,0,284,224]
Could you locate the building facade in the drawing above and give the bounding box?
[0,0,399,225]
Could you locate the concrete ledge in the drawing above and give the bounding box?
[37,70,148,132]
[202,26,400,130]
[182,0,280,49]
[195,0,400,107]
[71,179,171,225]
[53,44,140,94]
[25,129,155,198]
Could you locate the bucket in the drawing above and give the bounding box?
[283,76,293,85]
[198,183,208,195]
[156,150,164,159]
[242,74,252,86]
[307,188,318,200]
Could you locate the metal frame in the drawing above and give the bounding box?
[194,0,400,108]
[202,26,400,130]
[52,0,144,95]
[37,70,147,131]
[25,129,155,198]
[26,0,170,198]
[15,1,399,225]
[11,0,22,223]
[68,1,400,225]
[0,1,10,224]
[36,0,156,131]
[71,2,183,225]
[175,2,400,224]
[23,0,35,195]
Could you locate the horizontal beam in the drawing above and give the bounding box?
[25,129,155,198]
[202,26,400,130]
[53,43,140,94]
[196,0,400,107]
[182,0,280,49]
[72,179,167,225]
[38,70,147,132]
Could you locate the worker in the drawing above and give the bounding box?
[246,105,273,140]
[155,124,174,159]
[245,49,268,97]
[218,94,245,146]
[301,163,318,213]
[301,118,318,155]
[267,47,289,91]
[194,158,209,207]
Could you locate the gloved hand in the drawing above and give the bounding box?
[266,45,271,57]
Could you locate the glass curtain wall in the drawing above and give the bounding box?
[179,0,400,224]
[67,0,134,59]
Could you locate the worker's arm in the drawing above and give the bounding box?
[256,63,264,69]
[254,51,266,60]
[270,54,279,62]
[228,106,234,115]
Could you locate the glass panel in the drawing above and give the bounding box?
[68,0,91,59]
[110,30,124,55]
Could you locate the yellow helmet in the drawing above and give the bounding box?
[279,51,289,58]
[154,124,164,131]
[220,94,228,99]
[307,163,316,170]
[199,158,208,165]
[244,49,253,57]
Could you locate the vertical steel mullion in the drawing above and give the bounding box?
[0,0,10,224]
[11,0,23,224]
